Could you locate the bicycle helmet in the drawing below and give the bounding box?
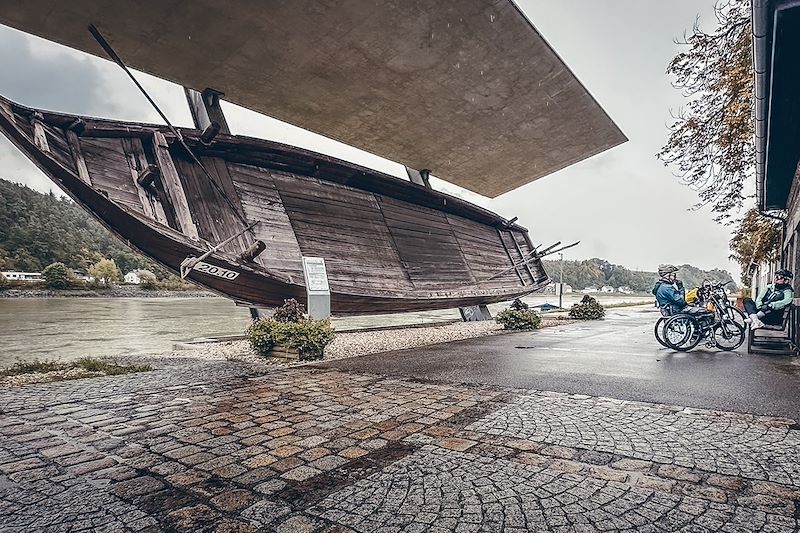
[775,269,794,279]
[658,264,679,277]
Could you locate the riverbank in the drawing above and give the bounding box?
[135,315,579,365]
[1,316,581,387]
[0,296,655,367]
[0,285,214,299]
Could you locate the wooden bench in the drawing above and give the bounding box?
[746,306,797,355]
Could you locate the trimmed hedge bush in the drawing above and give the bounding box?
[496,308,542,330]
[569,295,606,320]
[247,318,335,360]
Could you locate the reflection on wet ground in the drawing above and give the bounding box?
[0,294,652,365]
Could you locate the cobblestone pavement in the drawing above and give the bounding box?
[1,357,799,532]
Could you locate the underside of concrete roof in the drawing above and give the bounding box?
[0,0,626,197]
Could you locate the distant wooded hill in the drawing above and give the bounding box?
[542,258,736,292]
[0,179,164,276]
[0,178,736,289]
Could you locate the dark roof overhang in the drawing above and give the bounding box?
[753,0,800,211]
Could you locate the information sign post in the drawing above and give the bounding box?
[302,256,331,319]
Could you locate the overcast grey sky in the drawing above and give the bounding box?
[0,1,741,276]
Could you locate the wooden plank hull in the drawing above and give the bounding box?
[0,95,549,315]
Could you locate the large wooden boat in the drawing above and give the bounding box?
[0,95,549,314]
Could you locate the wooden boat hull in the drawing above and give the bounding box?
[0,96,549,315]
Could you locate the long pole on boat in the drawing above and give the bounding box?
[87,24,251,228]
[483,241,579,282]
[180,221,260,279]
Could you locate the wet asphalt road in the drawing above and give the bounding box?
[321,306,800,421]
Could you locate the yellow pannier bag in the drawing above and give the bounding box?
[685,288,699,304]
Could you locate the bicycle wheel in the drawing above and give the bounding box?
[654,317,669,347]
[663,315,702,351]
[714,320,745,351]
[725,306,747,328]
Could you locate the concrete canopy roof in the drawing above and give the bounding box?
[0,0,627,197]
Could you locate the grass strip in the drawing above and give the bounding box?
[1,357,151,378]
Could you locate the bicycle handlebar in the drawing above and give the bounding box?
[702,280,737,290]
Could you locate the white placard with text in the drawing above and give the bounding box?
[302,256,331,319]
[302,257,330,292]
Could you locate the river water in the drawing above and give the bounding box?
[0,294,652,367]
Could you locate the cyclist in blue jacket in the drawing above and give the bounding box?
[652,264,687,315]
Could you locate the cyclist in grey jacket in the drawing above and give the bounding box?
[744,270,794,329]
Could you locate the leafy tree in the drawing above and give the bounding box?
[729,208,782,286]
[542,257,735,292]
[89,258,121,286]
[42,262,72,289]
[658,0,752,222]
[76,247,104,272]
[11,249,40,271]
[0,179,169,278]
[673,264,735,290]
[138,270,158,290]
[0,246,11,270]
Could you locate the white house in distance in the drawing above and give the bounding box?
[124,271,140,284]
[545,282,573,294]
[1,271,43,282]
[600,285,614,293]
[124,269,154,284]
[73,271,93,282]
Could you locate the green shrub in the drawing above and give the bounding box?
[496,308,542,330]
[0,360,67,376]
[569,295,606,320]
[42,262,72,289]
[0,358,150,378]
[510,298,529,310]
[89,258,121,286]
[158,275,196,291]
[68,278,88,290]
[74,357,151,375]
[247,318,335,360]
[273,298,305,323]
[138,271,158,290]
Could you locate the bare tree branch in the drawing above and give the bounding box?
[657,0,752,224]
